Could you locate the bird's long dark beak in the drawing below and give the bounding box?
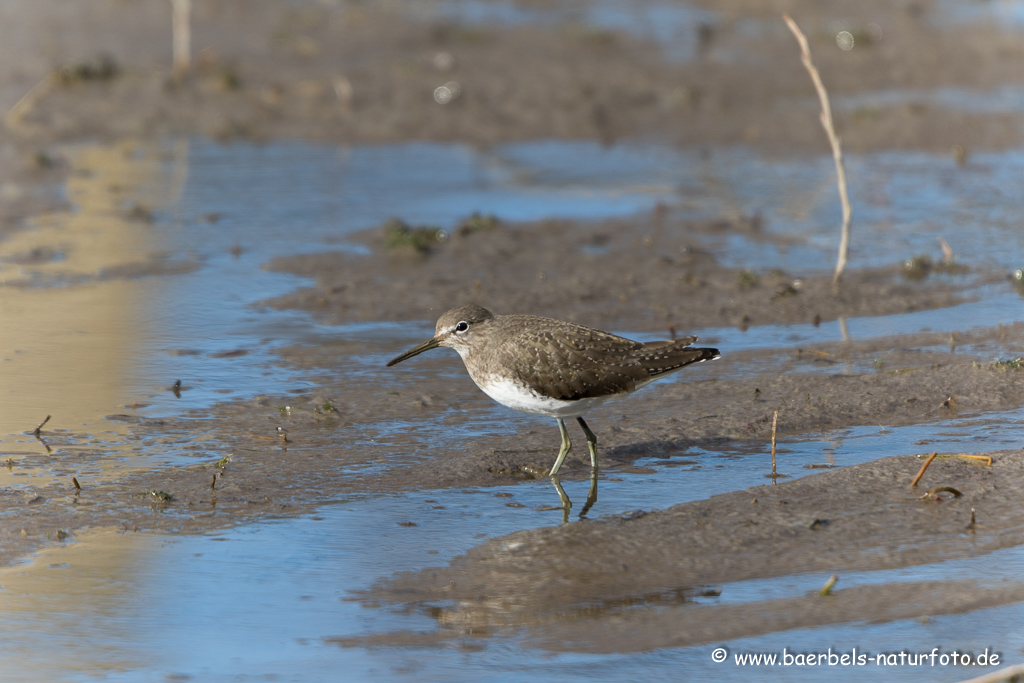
[386,336,441,367]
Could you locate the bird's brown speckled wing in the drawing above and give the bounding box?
[636,339,720,378]
[493,315,715,401]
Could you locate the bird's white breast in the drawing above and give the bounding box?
[472,374,614,418]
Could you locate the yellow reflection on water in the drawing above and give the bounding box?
[0,528,158,678]
[0,140,188,462]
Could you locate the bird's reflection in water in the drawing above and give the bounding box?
[550,470,598,524]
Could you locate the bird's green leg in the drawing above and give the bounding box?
[576,417,599,470]
[548,418,572,477]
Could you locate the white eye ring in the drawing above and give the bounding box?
[455,321,469,333]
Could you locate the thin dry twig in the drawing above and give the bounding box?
[954,454,993,466]
[171,0,192,82]
[819,574,839,596]
[939,237,954,264]
[333,76,354,111]
[910,451,937,488]
[33,415,52,436]
[770,410,779,482]
[4,72,57,131]
[929,452,994,466]
[783,14,852,284]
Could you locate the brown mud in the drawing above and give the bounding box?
[265,211,997,331]
[3,0,1024,154]
[2,0,1024,658]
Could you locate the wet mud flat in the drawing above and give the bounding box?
[2,0,1024,674]
[3,257,1023,651]
[9,358,1024,656]
[3,162,1024,652]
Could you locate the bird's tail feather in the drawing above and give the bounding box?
[638,339,720,377]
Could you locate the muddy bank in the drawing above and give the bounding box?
[3,321,1022,570]
[4,0,1024,154]
[265,212,999,331]
[361,446,1024,651]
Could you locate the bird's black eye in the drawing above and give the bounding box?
[455,321,469,333]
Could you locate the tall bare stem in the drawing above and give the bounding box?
[783,15,852,285]
[172,0,192,82]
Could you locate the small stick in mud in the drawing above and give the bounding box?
[210,474,217,491]
[819,574,839,596]
[910,451,937,488]
[33,415,51,436]
[955,454,993,466]
[930,452,993,466]
[171,0,192,82]
[939,237,955,264]
[4,72,57,131]
[968,507,976,530]
[770,410,779,482]
[783,14,852,285]
[72,476,81,491]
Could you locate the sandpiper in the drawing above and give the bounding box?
[387,304,719,476]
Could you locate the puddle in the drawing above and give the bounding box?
[3,470,1023,682]
[703,542,1024,608]
[835,85,1024,115]
[935,0,1024,27]
[483,141,1024,274]
[628,287,1021,356]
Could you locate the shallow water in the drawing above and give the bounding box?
[2,137,1024,680]
[3,478,1023,683]
[935,0,1024,27]
[834,85,1024,114]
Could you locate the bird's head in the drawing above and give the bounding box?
[386,304,494,366]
